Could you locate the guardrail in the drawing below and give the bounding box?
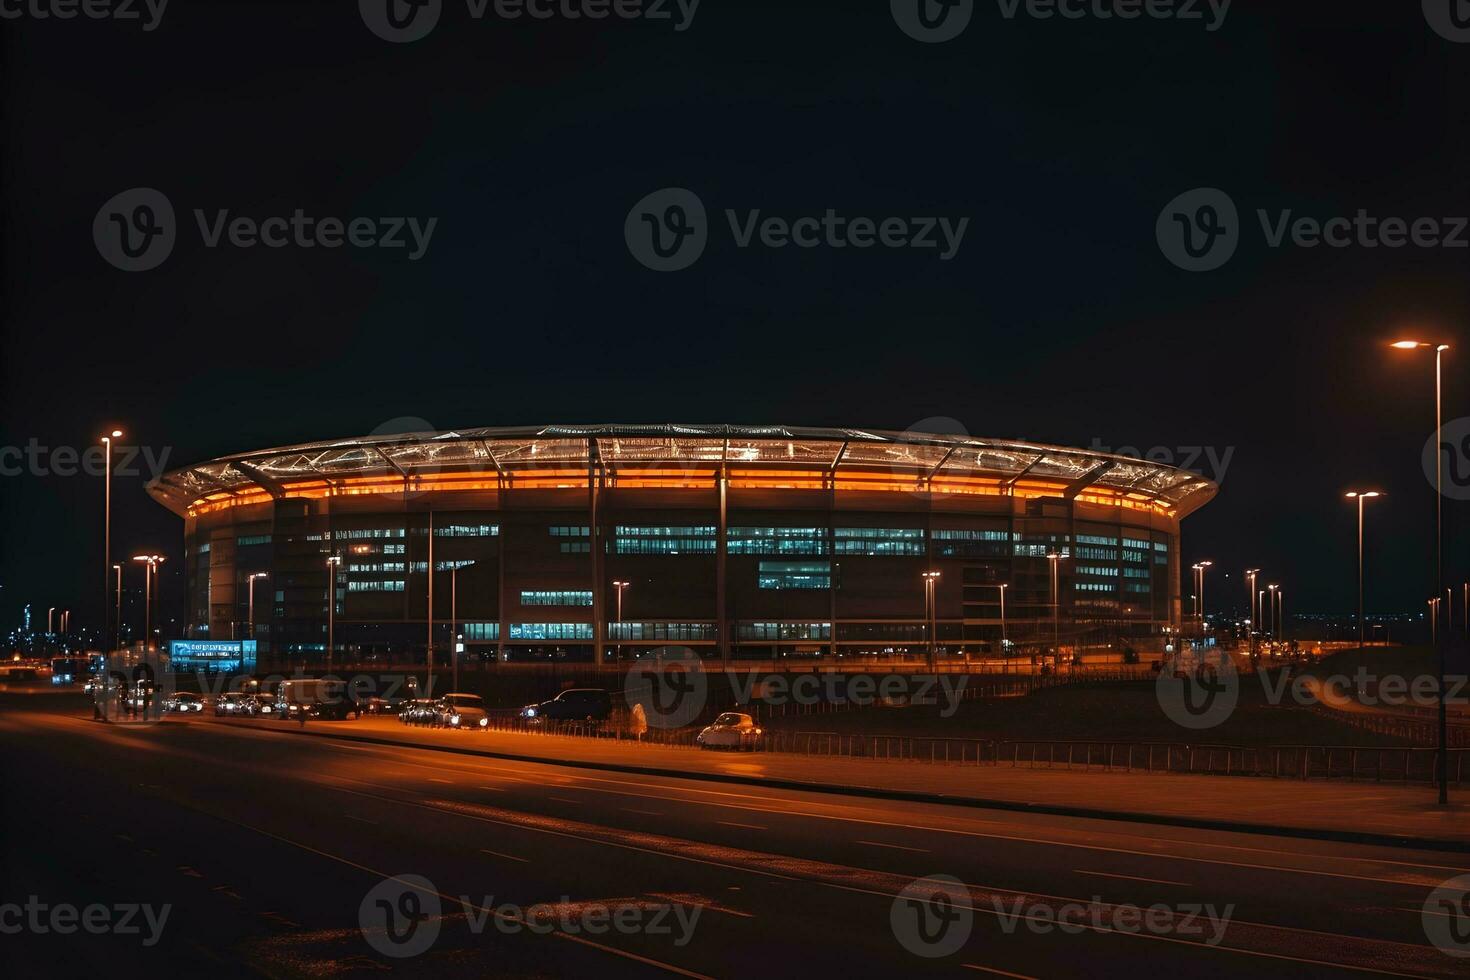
[1307,703,1470,748]
[423,713,1467,785]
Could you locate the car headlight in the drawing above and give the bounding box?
[523,707,537,718]
[449,714,461,725]
[479,717,489,727]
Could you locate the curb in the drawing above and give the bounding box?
[248,722,1470,855]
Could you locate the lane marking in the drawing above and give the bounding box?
[1074,870,1189,887]
[716,821,767,831]
[623,808,664,817]
[427,777,453,784]
[345,814,378,825]
[855,840,930,853]
[548,795,581,804]
[479,847,530,864]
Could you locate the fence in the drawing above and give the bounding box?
[438,712,1468,785]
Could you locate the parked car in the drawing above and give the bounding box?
[437,693,490,730]
[276,679,358,720]
[248,693,278,717]
[520,688,612,723]
[213,692,253,716]
[696,712,763,751]
[163,692,204,714]
[362,696,399,716]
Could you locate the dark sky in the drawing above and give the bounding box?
[3,1,1469,633]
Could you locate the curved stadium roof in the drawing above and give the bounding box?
[147,423,1217,520]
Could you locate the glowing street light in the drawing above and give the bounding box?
[101,429,122,653]
[1245,569,1260,655]
[1267,584,1279,643]
[1192,561,1214,635]
[1390,338,1451,804]
[612,580,630,663]
[132,555,165,651]
[922,570,941,669]
[1344,491,1382,651]
[325,556,341,675]
[247,572,268,641]
[450,561,474,693]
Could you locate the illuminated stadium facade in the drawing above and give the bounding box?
[147,424,1217,665]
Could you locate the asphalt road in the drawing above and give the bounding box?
[2,699,1468,978]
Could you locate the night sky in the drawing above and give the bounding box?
[3,1,1469,633]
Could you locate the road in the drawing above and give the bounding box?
[2,698,1467,978]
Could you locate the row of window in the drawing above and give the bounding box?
[520,590,594,606]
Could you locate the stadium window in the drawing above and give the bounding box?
[520,590,594,606]
[757,561,832,590]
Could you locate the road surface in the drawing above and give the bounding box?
[1,700,1466,978]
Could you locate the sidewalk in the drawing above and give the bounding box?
[220,715,1470,851]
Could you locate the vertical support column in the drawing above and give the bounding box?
[716,462,728,666]
[496,512,507,666]
[590,454,605,665]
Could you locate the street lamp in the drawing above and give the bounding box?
[450,561,474,693]
[1245,569,1260,655]
[997,583,1008,673]
[325,556,341,676]
[101,429,122,653]
[1391,338,1451,803]
[247,572,268,642]
[132,555,165,652]
[921,570,941,669]
[1344,492,1382,651]
[1267,584,1279,644]
[612,580,630,663]
[1047,553,1063,661]
[1193,561,1213,635]
[113,564,122,649]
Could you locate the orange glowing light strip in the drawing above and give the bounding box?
[185,464,1180,518]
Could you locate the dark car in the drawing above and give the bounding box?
[520,688,612,723]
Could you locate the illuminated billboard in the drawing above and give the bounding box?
[167,639,257,674]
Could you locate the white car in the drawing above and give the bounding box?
[696,712,763,751]
[438,693,491,730]
[164,692,204,713]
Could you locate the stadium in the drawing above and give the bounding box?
[146,424,1217,666]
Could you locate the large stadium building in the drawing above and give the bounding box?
[146,424,1217,665]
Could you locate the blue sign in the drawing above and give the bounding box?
[167,640,257,674]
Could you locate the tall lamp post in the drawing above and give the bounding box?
[1047,553,1062,662]
[1391,338,1451,804]
[1193,560,1213,636]
[101,429,121,653]
[997,583,1008,673]
[612,580,630,664]
[450,561,474,693]
[132,555,165,652]
[1245,569,1259,655]
[113,564,122,648]
[1345,491,1382,651]
[325,556,341,676]
[922,570,941,669]
[247,572,267,643]
[1267,584,1279,644]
